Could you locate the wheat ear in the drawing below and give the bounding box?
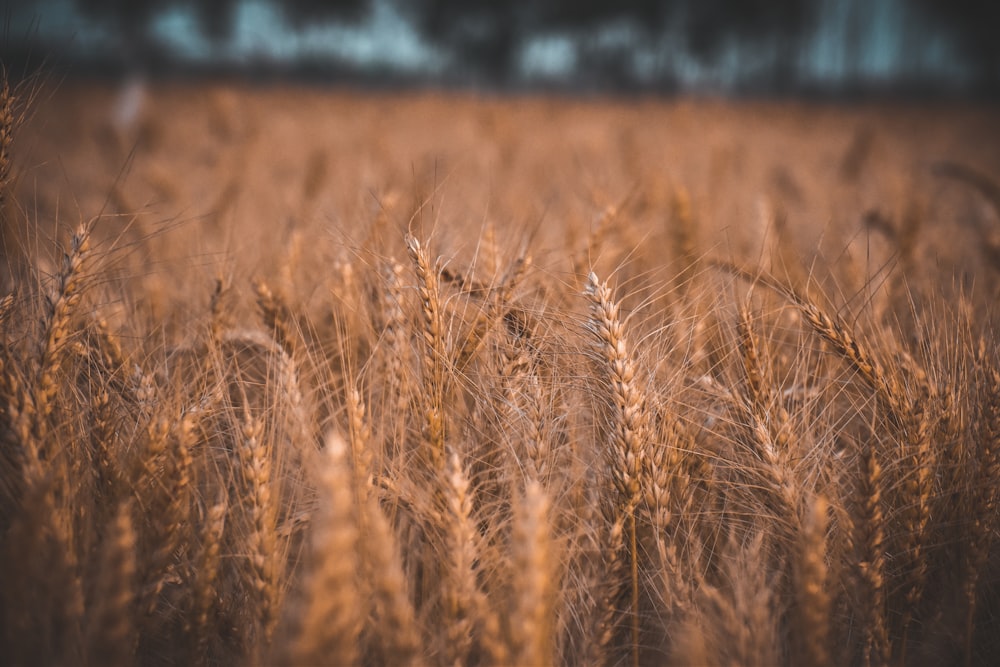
[406,234,447,469]
[362,494,423,667]
[86,502,137,667]
[238,412,279,642]
[511,479,555,667]
[285,432,360,665]
[254,278,296,357]
[441,450,487,665]
[585,271,646,667]
[141,414,194,615]
[796,495,831,667]
[962,358,1000,667]
[193,497,227,665]
[853,438,889,667]
[0,67,13,210]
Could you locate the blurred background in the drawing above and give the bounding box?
[3,0,999,96]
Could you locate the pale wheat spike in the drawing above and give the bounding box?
[37,222,92,425]
[378,258,410,454]
[254,277,296,357]
[796,495,831,667]
[736,302,790,451]
[482,220,499,277]
[193,497,227,665]
[796,297,904,420]
[734,304,802,533]
[519,371,549,482]
[671,185,698,293]
[362,495,423,667]
[0,292,14,325]
[86,502,137,667]
[584,271,646,509]
[405,234,447,469]
[713,261,905,420]
[584,270,646,667]
[346,385,374,497]
[440,449,480,666]
[140,414,194,616]
[499,314,549,481]
[899,403,936,659]
[238,411,279,641]
[0,68,13,208]
[511,479,555,667]
[584,512,627,667]
[962,360,1000,667]
[133,417,169,497]
[854,440,889,667]
[284,432,360,666]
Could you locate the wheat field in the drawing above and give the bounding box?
[1,76,1000,666]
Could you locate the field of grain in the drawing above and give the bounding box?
[2,78,1000,666]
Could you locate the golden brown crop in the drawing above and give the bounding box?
[1,76,999,666]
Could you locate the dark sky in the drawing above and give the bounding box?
[4,0,999,94]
